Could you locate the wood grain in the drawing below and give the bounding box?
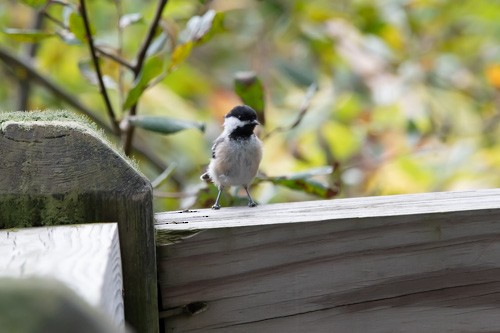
[0,115,158,333]
[0,223,123,327]
[156,189,500,332]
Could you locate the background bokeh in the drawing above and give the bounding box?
[2,0,500,211]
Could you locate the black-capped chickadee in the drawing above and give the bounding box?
[201,105,263,209]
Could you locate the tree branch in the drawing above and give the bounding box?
[0,45,168,172]
[43,12,134,72]
[133,0,168,76]
[123,0,169,155]
[95,46,134,71]
[79,0,120,135]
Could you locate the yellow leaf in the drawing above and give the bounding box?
[169,42,194,71]
[381,25,403,51]
[485,64,500,89]
[322,121,362,161]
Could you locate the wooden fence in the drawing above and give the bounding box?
[155,189,500,332]
[2,112,500,332]
[0,113,158,333]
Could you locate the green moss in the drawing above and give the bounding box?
[41,192,88,226]
[0,109,92,127]
[0,193,88,228]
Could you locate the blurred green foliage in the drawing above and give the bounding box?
[2,0,500,212]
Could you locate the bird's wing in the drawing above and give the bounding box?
[211,136,225,159]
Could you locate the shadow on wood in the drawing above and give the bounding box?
[0,111,158,333]
[155,189,500,333]
[0,278,121,333]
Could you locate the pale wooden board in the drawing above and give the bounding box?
[0,223,124,328]
[155,189,500,332]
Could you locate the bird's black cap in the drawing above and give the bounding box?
[225,105,257,122]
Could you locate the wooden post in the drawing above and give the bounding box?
[156,189,500,332]
[0,111,159,333]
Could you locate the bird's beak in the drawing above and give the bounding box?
[252,119,260,126]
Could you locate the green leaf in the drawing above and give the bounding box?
[146,32,168,57]
[266,176,338,199]
[69,12,93,42]
[123,55,166,109]
[260,166,338,199]
[181,9,222,43]
[3,29,54,43]
[234,71,266,125]
[19,0,47,8]
[127,115,205,135]
[56,29,81,45]
[119,13,143,29]
[168,10,223,70]
[322,121,361,161]
[288,166,335,179]
[197,11,225,44]
[192,186,233,209]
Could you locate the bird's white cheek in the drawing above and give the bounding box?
[223,117,245,133]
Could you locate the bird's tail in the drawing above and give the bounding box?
[200,172,211,182]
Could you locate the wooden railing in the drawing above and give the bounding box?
[2,111,500,333]
[155,189,500,332]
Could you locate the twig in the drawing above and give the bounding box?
[114,0,126,112]
[263,83,318,140]
[43,12,65,27]
[151,162,177,188]
[133,0,168,76]
[123,0,169,155]
[18,10,45,110]
[94,46,134,71]
[79,0,120,135]
[44,12,134,72]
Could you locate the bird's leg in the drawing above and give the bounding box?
[244,185,257,207]
[212,186,223,210]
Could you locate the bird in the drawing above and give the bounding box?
[201,105,263,209]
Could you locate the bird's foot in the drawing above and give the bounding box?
[212,204,221,210]
[248,201,257,208]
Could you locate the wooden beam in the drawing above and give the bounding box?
[0,111,158,333]
[0,223,123,327]
[155,189,500,332]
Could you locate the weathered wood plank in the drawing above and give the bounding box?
[155,189,500,332]
[0,112,158,333]
[0,223,123,327]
